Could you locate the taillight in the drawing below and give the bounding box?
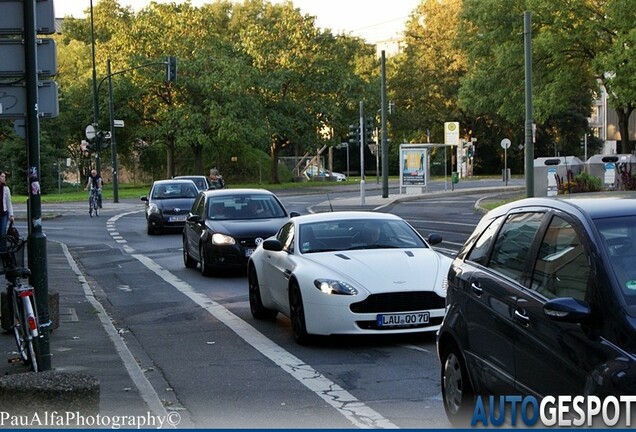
[28,316,37,331]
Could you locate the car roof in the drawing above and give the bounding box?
[493,192,636,220]
[174,175,207,180]
[202,188,275,197]
[291,211,404,224]
[152,179,198,185]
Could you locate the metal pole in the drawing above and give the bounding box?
[524,11,534,197]
[505,146,508,186]
[23,0,51,371]
[90,0,101,177]
[359,101,365,206]
[107,60,119,203]
[380,51,389,198]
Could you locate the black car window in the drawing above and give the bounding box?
[277,222,294,253]
[489,212,544,283]
[531,215,590,300]
[595,215,636,308]
[193,194,204,216]
[466,216,504,265]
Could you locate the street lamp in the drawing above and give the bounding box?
[90,0,101,177]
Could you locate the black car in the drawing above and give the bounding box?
[141,179,199,235]
[183,188,299,276]
[437,193,636,425]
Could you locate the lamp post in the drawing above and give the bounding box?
[107,59,119,202]
[90,0,101,176]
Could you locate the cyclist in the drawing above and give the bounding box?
[85,169,103,210]
[207,168,225,190]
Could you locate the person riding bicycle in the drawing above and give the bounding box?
[85,169,103,209]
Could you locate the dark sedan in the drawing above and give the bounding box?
[183,188,299,276]
[437,192,636,425]
[141,179,199,235]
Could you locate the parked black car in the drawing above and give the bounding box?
[437,193,636,425]
[183,188,299,276]
[141,179,199,235]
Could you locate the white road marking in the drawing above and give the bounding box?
[56,241,168,418]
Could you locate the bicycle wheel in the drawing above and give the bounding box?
[11,294,29,364]
[21,294,40,372]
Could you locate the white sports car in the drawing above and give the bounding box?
[247,211,452,344]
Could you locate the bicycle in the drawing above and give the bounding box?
[89,188,100,217]
[1,235,40,372]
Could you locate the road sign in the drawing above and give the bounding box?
[0,81,59,118]
[85,124,96,140]
[0,38,57,77]
[0,0,56,35]
[113,119,125,128]
[444,122,460,145]
[500,138,511,149]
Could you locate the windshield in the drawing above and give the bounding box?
[299,219,427,254]
[151,183,198,199]
[206,195,286,220]
[595,215,636,311]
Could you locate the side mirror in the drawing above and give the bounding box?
[187,214,201,223]
[543,297,591,323]
[262,239,283,252]
[289,211,301,218]
[427,233,443,245]
[140,196,148,202]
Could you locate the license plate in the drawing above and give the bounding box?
[377,311,430,328]
[169,215,187,222]
[245,249,255,257]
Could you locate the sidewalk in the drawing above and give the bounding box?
[0,240,160,421]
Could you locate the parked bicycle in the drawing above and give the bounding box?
[1,235,40,372]
[89,188,100,217]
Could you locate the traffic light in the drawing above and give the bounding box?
[348,124,359,146]
[166,56,177,83]
[364,117,374,145]
[467,145,474,158]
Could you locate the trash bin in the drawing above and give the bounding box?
[533,156,584,196]
[585,154,636,190]
[451,172,459,184]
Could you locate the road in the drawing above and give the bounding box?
[37,182,514,428]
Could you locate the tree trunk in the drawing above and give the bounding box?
[616,106,634,154]
[166,138,176,178]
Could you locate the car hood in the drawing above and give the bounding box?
[304,249,449,296]
[206,217,288,238]
[154,198,195,210]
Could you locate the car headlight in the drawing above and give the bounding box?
[313,279,358,295]
[148,203,160,215]
[211,233,236,245]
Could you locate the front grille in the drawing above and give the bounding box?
[350,291,445,314]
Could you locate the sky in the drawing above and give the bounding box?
[54,0,421,43]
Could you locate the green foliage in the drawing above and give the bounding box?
[557,170,603,194]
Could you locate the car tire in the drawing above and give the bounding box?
[248,265,277,320]
[199,246,213,277]
[440,341,474,426]
[147,224,154,235]
[289,280,310,344]
[183,237,197,269]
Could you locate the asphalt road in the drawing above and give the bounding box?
[34,181,519,428]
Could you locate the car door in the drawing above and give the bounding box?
[261,222,296,314]
[514,212,606,396]
[464,211,545,395]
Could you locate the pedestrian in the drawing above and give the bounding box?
[208,168,225,190]
[85,169,103,208]
[0,170,15,236]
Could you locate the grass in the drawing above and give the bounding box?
[479,192,526,211]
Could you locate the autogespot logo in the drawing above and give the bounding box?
[471,395,636,427]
